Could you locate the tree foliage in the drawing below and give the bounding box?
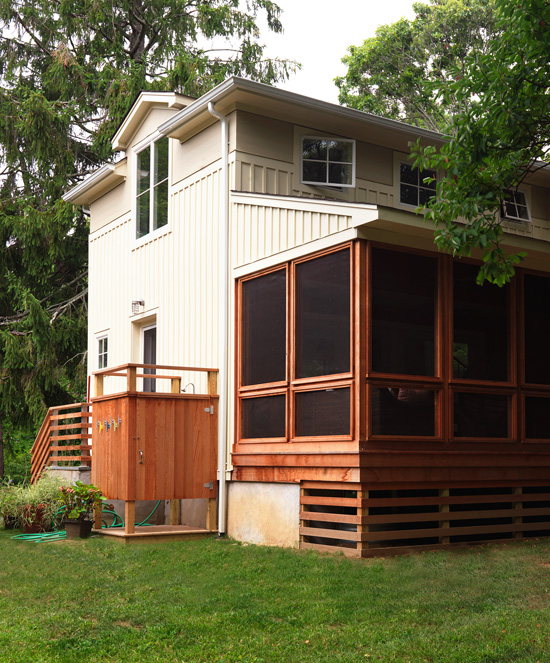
[336,0,498,133]
[412,0,550,284]
[0,0,293,475]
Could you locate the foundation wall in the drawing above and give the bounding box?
[227,481,300,547]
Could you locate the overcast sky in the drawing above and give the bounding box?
[261,0,418,103]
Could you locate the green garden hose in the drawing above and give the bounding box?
[11,500,163,541]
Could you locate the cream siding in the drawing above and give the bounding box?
[87,92,550,476]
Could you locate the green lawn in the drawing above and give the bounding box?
[0,530,549,663]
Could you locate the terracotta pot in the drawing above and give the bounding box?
[23,506,48,533]
[63,519,93,539]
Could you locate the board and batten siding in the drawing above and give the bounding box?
[88,161,223,398]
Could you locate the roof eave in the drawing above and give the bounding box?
[63,160,127,206]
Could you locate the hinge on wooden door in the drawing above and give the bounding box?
[204,406,214,415]
[203,481,214,490]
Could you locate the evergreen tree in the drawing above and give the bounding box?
[0,0,293,476]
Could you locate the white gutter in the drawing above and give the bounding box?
[208,101,229,536]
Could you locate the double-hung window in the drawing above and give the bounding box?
[301,136,355,187]
[97,336,108,369]
[136,137,169,239]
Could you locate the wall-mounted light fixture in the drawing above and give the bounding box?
[131,300,144,315]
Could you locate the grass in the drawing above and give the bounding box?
[0,531,549,662]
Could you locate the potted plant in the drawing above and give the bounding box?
[14,474,69,533]
[58,481,105,539]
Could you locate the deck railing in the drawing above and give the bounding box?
[93,363,218,397]
[31,403,92,483]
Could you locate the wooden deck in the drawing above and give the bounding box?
[97,524,216,544]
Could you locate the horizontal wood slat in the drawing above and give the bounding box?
[299,481,550,558]
[31,403,92,483]
[301,511,361,525]
[300,526,360,541]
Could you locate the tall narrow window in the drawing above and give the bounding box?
[453,262,508,382]
[371,248,436,376]
[295,250,350,378]
[136,137,169,239]
[241,270,286,386]
[97,336,108,369]
[143,325,157,392]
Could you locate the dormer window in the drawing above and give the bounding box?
[399,163,436,207]
[136,137,169,239]
[301,136,355,188]
[501,189,531,223]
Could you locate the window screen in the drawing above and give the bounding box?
[525,397,550,439]
[295,251,350,378]
[295,388,350,437]
[454,393,509,438]
[524,274,550,385]
[241,270,286,386]
[453,262,508,381]
[371,248,436,376]
[371,387,435,436]
[241,395,286,439]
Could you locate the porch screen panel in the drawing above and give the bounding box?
[371,248,436,376]
[371,387,435,436]
[453,262,508,381]
[241,395,286,439]
[241,270,286,386]
[295,250,350,378]
[295,388,350,437]
[524,274,550,385]
[525,396,550,439]
[453,392,509,438]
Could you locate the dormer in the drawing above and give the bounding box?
[112,91,194,152]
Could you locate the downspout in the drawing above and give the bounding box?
[208,102,229,536]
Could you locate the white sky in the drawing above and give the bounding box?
[261,0,418,103]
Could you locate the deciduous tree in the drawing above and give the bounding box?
[336,0,497,133]
[412,0,550,284]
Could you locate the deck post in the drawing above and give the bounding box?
[440,488,450,544]
[169,499,180,525]
[127,366,137,392]
[357,489,368,557]
[171,377,181,394]
[207,371,217,396]
[125,501,135,534]
[93,503,102,530]
[206,498,217,531]
[95,374,104,398]
[513,487,523,539]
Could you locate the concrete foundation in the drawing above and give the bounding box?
[164,498,208,528]
[46,465,92,485]
[227,481,300,548]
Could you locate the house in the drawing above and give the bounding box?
[54,76,550,555]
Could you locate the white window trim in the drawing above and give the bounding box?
[133,131,172,246]
[500,187,532,224]
[96,333,109,370]
[393,151,437,212]
[300,134,356,189]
